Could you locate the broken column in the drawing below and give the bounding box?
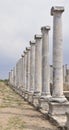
[28,41,35,103]
[48,6,69,116]
[33,35,42,107]
[39,26,51,111]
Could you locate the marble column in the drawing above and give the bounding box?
[28,41,35,103]
[48,6,69,117]
[33,35,42,107]
[13,67,16,88]
[63,65,65,83]
[21,54,24,92]
[24,50,27,93]
[41,26,51,99]
[19,58,23,95]
[38,26,51,111]
[51,6,67,102]
[21,54,25,97]
[26,47,31,92]
[11,69,14,87]
[29,41,35,93]
[8,71,11,85]
[34,35,42,95]
[24,47,31,100]
[16,62,19,90]
[18,58,21,91]
[17,59,21,91]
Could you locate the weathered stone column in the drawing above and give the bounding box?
[48,6,69,117]
[16,62,19,90]
[26,47,31,92]
[29,41,35,93]
[17,60,19,90]
[51,6,67,102]
[28,41,35,103]
[38,26,51,111]
[41,26,51,99]
[18,57,23,95]
[33,35,42,107]
[63,65,65,83]
[34,35,42,95]
[13,67,16,88]
[8,71,11,85]
[11,69,14,87]
[24,47,30,100]
[9,71,12,86]
[21,54,24,92]
[18,58,22,92]
[21,54,25,97]
[24,50,27,93]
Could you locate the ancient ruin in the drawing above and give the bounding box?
[9,6,69,129]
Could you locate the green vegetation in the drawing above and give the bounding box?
[4,116,25,130]
[0,79,8,85]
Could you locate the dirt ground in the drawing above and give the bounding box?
[0,82,58,130]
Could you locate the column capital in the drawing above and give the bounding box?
[41,26,50,33]
[26,47,31,51]
[51,6,64,16]
[24,50,27,54]
[34,34,42,40]
[21,54,24,57]
[30,41,35,45]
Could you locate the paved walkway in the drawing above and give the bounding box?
[0,82,57,130]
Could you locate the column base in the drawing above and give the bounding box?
[21,91,25,98]
[24,91,29,101]
[50,96,67,103]
[33,95,40,109]
[65,112,69,130]
[38,95,51,112]
[28,92,33,104]
[48,101,69,116]
[39,98,49,112]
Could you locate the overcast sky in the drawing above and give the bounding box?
[0,0,69,79]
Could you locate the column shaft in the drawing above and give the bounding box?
[51,6,67,102]
[30,41,35,93]
[41,26,51,98]
[34,35,42,95]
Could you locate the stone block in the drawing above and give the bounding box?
[39,98,49,111]
[24,92,28,101]
[33,95,39,108]
[28,93,33,104]
[65,112,69,130]
[48,101,69,116]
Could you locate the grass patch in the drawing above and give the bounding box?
[4,116,26,130]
